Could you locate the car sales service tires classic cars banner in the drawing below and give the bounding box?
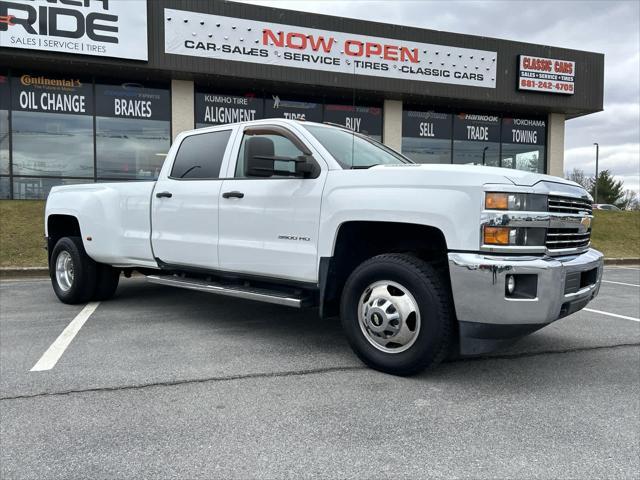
[163,9,497,88]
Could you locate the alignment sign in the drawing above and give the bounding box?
[164,9,497,88]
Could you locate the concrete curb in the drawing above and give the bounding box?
[603,258,640,266]
[1,258,638,279]
[0,267,49,279]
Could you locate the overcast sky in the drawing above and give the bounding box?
[238,0,640,194]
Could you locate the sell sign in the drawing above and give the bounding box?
[402,111,452,139]
[518,55,575,94]
[0,0,148,61]
[164,9,497,88]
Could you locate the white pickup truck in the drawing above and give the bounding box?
[45,119,603,375]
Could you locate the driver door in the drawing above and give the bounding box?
[217,125,327,283]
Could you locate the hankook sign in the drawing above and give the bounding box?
[164,9,497,88]
[0,0,148,61]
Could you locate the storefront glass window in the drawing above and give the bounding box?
[401,110,452,163]
[95,83,171,180]
[195,92,264,129]
[452,113,501,166]
[0,176,9,199]
[1,73,9,176]
[12,177,92,200]
[500,117,546,172]
[11,73,94,178]
[323,104,382,142]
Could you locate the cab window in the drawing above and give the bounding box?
[170,130,231,179]
[235,132,305,178]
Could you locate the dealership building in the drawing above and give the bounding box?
[0,0,604,199]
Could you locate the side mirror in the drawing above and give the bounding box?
[246,153,275,178]
[294,155,317,178]
[247,154,318,178]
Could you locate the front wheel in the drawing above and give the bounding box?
[50,236,97,304]
[340,254,453,376]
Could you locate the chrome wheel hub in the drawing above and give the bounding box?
[358,280,421,354]
[55,251,74,292]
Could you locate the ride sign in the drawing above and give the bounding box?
[518,55,575,95]
[0,0,148,61]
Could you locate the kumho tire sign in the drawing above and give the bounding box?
[0,0,148,61]
[164,9,497,88]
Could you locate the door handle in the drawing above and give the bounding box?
[156,191,173,198]
[222,191,244,199]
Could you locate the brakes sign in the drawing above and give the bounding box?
[518,55,575,94]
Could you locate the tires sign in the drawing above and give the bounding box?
[0,0,148,61]
[164,9,497,88]
[518,55,575,95]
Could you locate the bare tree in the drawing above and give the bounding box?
[619,190,640,210]
[565,168,591,189]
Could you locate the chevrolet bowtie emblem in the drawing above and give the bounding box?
[580,216,592,231]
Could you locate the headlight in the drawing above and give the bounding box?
[483,226,546,246]
[485,192,547,211]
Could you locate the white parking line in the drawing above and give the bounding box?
[601,280,640,287]
[584,308,640,322]
[606,266,640,270]
[30,302,100,372]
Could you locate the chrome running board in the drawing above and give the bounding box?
[146,275,302,308]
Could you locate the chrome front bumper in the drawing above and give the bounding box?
[448,248,603,354]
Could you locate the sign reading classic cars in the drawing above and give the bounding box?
[164,9,498,88]
[0,0,148,61]
[518,55,575,94]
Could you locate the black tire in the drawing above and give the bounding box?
[49,236,97,304]
[93,264,120,301]
[340,253,453,376]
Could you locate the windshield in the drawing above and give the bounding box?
[304,124,412,169]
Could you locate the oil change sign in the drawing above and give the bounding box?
[12,73,93,115]
[164,9,497,88]
[0,0,148,61]
[518,55,575,94]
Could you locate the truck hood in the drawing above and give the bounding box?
[371,163,583,188]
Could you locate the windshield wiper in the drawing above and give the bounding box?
[350,165,378,169]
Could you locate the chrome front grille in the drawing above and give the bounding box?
[548,195,593,214]
[546,228,591,250]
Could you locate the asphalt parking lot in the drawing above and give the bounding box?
[1,266,639,479]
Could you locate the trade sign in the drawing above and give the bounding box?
[164,9,497,88]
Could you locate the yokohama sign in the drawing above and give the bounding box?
[0,0,148,60]
[164,9,497,88]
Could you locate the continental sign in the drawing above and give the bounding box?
[0,0,148,61]
[164,9,497,88]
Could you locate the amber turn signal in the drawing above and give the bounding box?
[483,226,511,245]
[485,193,509,210]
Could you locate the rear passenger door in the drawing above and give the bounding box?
[151,128,233,270]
